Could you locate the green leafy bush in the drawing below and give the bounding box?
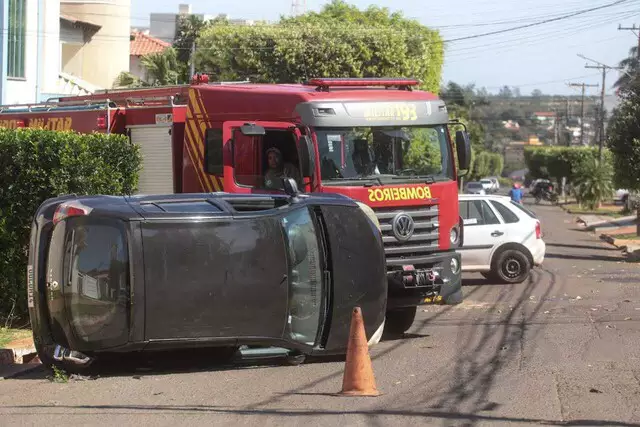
[523,146,612,186]
[195,20,443,92]
[572,157,614,209]
[0,129,141,322]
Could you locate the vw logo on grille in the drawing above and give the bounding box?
[392,212,415,242]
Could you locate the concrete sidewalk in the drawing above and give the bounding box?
[576,214,636,231]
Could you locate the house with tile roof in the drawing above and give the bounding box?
[129,32,172,83]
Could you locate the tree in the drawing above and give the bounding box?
[196,2,444,91]
[173,14,218,83]
[531,89,543,97]
[572,156,614,209]
[607,79,640,230]
[113,48,179,88]
[613,45,639,94]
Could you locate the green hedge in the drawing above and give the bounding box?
[523,146,612,185]
[0,129,141,322]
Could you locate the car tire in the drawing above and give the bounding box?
[384,306,417,336]
[493,249,531,284]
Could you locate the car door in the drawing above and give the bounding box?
[459,199,506,270]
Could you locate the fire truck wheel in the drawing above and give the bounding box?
[384,306,417,336]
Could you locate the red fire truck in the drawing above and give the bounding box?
[0,76,471,335]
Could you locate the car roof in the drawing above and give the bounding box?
[458,194,512,201]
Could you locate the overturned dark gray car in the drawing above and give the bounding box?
[27,181,387,372]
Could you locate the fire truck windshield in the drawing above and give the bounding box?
[315,125,454,185]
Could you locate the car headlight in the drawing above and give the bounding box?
[450,257,460,274]
[450,226,460,245]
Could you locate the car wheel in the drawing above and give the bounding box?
[384,306,417,336]
[493,249,531,284]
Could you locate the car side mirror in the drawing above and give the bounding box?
[283,177,301,201]
[455,130,471,175]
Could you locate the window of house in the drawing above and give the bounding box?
[7,0,26,79]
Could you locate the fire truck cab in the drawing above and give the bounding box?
[184,77,472,335]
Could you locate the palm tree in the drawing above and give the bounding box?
[614,45,638,94]
[572,157,614,210]
[112,48,179,88]
[141,48,179,86]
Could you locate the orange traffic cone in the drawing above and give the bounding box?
[338,307,381,397]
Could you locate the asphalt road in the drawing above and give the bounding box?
[2,201,640,426]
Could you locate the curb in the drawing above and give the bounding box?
[0,362,42,380]
[0,343,37,365]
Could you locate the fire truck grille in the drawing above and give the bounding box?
[372,205,440,267]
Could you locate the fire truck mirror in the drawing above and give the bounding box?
[283,177,301,198]
[240,123,266,136]
[455,130,471,174]
[298,135,315,178]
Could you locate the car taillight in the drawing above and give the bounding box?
[535,221,541,239]
[53,201,93,225]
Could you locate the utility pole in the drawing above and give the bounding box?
[585,64,608,157]
[578,53,624,160]
[567,82,597,146]
[618,24,640,59]
[190,41,196,78]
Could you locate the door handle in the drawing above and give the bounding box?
[491,230,504,237]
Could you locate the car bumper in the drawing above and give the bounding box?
[531,239,546,266]
[386,251,463,309]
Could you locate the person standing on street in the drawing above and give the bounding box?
[509,182,523,204]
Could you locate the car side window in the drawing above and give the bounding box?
[490,200,520,223]
[461,200,500,226]
[480,200,501,225]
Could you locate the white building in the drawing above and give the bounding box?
[149,4,255,44]
[0,0,129,105]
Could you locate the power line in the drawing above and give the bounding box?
[443,0,633,43]
[567,82,599,146]
[618,23,640,58]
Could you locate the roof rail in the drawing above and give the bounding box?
[0,98,114,113]
[125,95,186,108]
[303,77,420,92]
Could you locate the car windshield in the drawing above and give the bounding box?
[315,125,453,185]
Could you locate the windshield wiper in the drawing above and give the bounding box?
[391,175,436,184]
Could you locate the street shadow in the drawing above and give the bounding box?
[402,266,565,426]
[545,253,624,263]
[2,404,638,426]
[547,243,619,251]
[9,348,347,381]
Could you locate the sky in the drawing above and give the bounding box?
[130,0,640,96]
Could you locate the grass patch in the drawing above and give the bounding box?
[611,232,640,240]
[562,203,625,217]
[0,328,32,348]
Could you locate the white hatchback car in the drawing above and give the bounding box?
[457,194,546,283]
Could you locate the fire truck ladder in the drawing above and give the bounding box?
[0,98,116,114]
[52,79,251,107]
